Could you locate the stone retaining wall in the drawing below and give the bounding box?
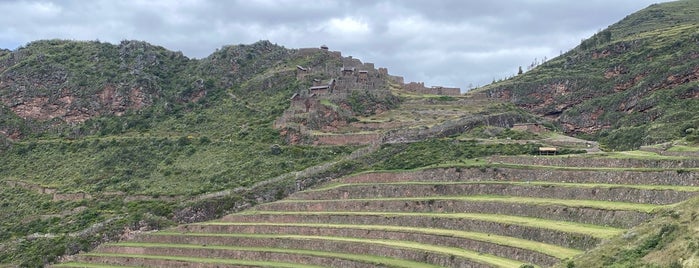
[100,246,375,268]
[257,201,650,228]
[101,241,488,268]
[176,224,559,267]
[313,133,380,145]
[74,255,239,268]
[289,183,695,205]
[381,112,531,143]
[52,192,92,202]
[489,155,699,168]
[341,167,699,186]
[5,180,56,194]
[222,214,600,250]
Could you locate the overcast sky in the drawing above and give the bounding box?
[0,0,670,91]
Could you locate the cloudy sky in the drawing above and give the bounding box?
[0,0,670,91]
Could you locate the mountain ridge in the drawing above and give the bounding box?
[479,0,699,150]
[1,1,699,266]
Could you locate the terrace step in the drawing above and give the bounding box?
[256,197,654,228]
[96,240,509,268]
[489,155,699,169]
[72,253,327,268]
[288,181,698,205]
[177,222,578,266]
[222,211,623,250]
[341,168,699,186]
[52,263,141,268]
[87,244,423,268]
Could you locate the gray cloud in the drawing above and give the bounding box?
[0,0,669,90]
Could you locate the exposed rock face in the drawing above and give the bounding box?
[0,40,193,132]
[482,2,699,148]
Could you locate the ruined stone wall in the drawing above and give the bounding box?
[489,155,699,168]
[382,112,530,143]
[260,200,650,228]
[79,251,371,268]
[177,224,559,266]
[52,192,92,202]
[124,235,489,268]
[341,167,699,186]
[314,133,380,145]
[291,183,695,205]
[403,82,461,96]
[5,180,56,194]
[222,213,600,250]
[390,75,404,84]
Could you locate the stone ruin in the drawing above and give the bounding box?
[276,46,463,143]
[403,82,461,96]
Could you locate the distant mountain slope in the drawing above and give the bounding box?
[0,40,299,140]
[480,0,699,150]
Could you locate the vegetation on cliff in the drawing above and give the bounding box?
[479,0,699,150]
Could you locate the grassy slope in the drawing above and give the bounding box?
[560,196,699,268]
[0,42,358,266]
[478,0,699,150]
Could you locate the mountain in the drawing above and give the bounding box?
[479,0,699,150]
[2,1,699,267]
[1,37,540,266]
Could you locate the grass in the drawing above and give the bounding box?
[586,150,697,160]
[189,222,583,259]
[277,195,666,213]
[233,211,625,238]
[79,252,326,268]
[52,263,142,268]
[666,145,699,152]
[111,239,525,268]
[559,196,699,267]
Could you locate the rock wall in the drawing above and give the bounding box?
[403,82,461,96]
[105,239,488,268]
[341,167,699,186]
[100,245,374,267]
[289,183,694,205]
[52,192,92,202]
[258,201,650,228]
[222,214,600,250]
[174,225,559,266]
[382,112,531,143]
[489,155,699,168]
[313,133,380,145]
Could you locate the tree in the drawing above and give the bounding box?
[517,66,523,75]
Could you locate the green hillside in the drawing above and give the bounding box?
[0,37,542,266]
[2,1,699,267]
[479,0,699,150]
[0,40,366,266]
